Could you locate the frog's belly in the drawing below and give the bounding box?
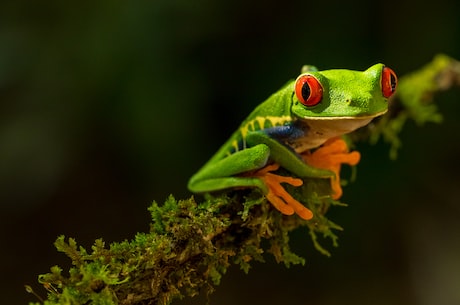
[289,117,374,153]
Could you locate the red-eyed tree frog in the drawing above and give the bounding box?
[188,64,397,220]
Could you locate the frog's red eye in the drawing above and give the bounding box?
[381,67,397,98]
[295,74,323,107]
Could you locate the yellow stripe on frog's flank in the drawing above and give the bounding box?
[231,139,239,153]
[264,115,293,128]
[237,115,292,149]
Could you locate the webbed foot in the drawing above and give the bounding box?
[302,137,360,200]
[251,163,313,220]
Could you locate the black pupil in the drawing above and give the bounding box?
[390,73,396,91]
[301,82,311,101]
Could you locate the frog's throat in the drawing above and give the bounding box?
[290,110,386,153]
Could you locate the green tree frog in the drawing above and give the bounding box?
[188,64,397,220]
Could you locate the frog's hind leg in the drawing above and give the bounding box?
[188,144,271,193]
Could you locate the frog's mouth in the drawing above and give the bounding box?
[302,109,388,121]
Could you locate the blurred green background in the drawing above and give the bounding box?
[1,0,460,304]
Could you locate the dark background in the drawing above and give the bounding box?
[1,0,460,304]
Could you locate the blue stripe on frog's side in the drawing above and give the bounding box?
[261,122,306,140]
[227,115,294,155]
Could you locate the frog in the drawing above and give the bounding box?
[188,64,397,220]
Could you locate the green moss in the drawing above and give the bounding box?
[31,191,341,305]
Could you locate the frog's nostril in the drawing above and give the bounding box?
[348,99,366,108]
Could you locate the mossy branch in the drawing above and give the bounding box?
[28,54,460,305]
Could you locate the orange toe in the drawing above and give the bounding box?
[251,163,313,220]
[303,137,360,200]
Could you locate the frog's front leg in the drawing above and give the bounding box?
[245,128,334,179]
[302,137,360,199]
[242,127,337,219]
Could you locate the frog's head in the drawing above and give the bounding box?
[291,63,397,120]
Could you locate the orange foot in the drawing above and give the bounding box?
[251,163,313,220]
[302,137,360,200]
